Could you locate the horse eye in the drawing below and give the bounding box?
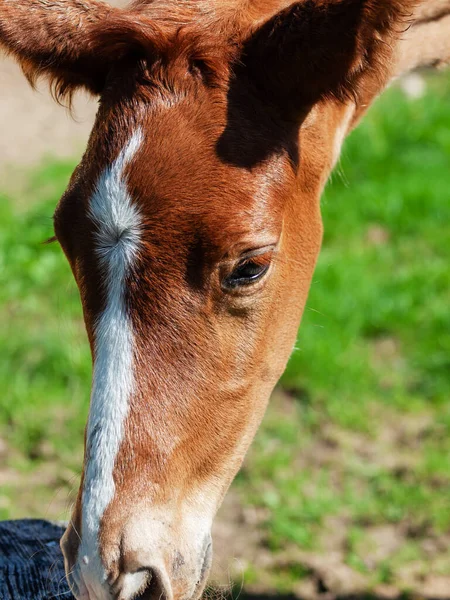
[222,258,270,290]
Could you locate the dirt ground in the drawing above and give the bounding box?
[210,393,450,600]
[0,60,95,174]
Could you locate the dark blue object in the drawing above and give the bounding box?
[0,519,74,600]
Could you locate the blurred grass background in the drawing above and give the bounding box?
[0,74,449,597]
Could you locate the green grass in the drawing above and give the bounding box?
[0,75,449,592]
[0,164,90,470]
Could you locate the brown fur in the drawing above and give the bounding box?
[1,1,449,599]
[0,0,420,104]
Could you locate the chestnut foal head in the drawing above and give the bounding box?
[1,0,432,599]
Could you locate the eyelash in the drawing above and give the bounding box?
[222,253,272,290]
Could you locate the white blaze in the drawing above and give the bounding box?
[79,130,144,592]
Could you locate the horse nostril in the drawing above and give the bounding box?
[129,567,170,600]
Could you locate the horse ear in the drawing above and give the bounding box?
[0,0,161,102]
[239,0,412,118]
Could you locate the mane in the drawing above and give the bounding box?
[95,19,236,92]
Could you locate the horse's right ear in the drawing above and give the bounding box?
[0,0,162,102]
[240,0,414,118]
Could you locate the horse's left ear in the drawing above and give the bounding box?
[0,0,163,102]
[239,0,413,118]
